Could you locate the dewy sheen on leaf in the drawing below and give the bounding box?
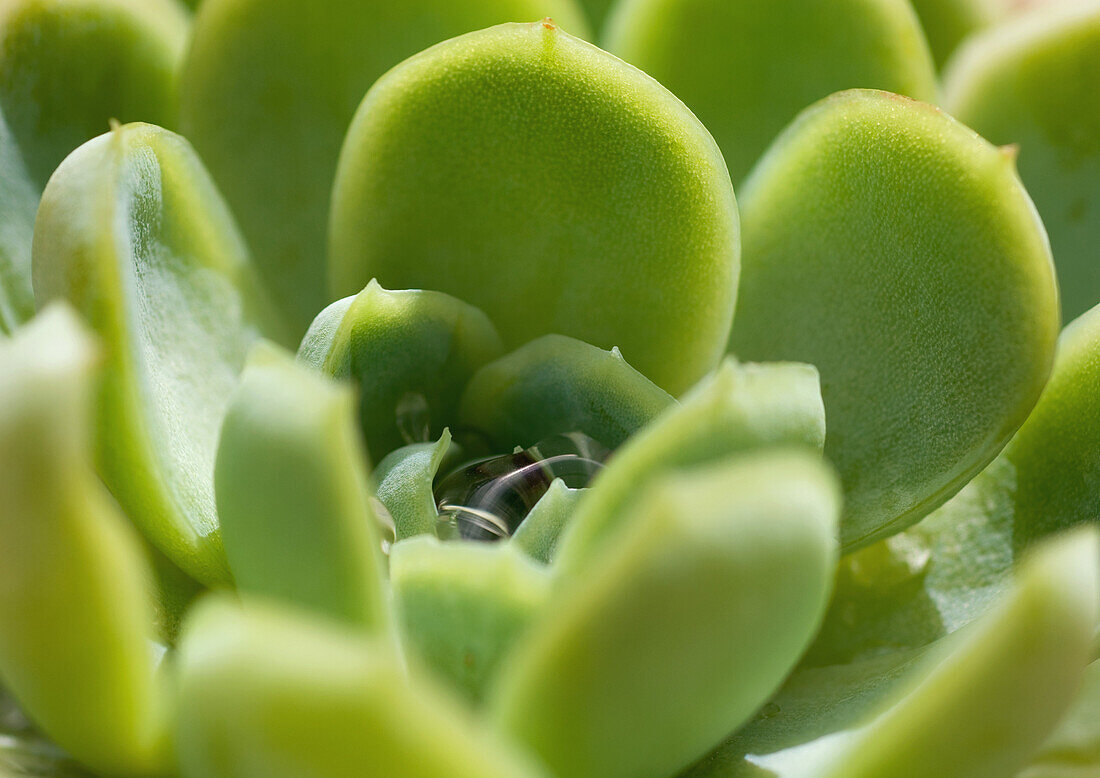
[31,122,283,585]
[329,20,739,396]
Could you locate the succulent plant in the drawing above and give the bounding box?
[0,2,1097,777]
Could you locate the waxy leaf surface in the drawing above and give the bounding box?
[945,2,1100,323]
[299,281,504,460]
[176,596,546,778]
[181,0,589,333]
[216,343,388,630]
[730,89,1060,550]
[460,334,674,452]
[492,451,840,778]
[0,0,187,333]
[556,358,825,573]
[512,479,585,564]
[33,123,280,585]
[606,0,936,181]
[392,537,551,703]
[374,431,454,540]
[0,307,169,776]
[330,21,739,395]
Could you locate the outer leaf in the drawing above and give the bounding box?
[299,281,504,460]
[1019,658,1100,778]
[803,456,1017,667]
[0,306,169,775]
[391,537,551,703]
[944,1,1100,322]
[215,342,388,630]
[605,0,936,182]
[512,479,585,564]
[330,20,740,395]
[817,528,1099,778]
[555,357,825,574]
[689,528,1100,778]
[0,0,188,333]
[176,595,547,778]
[459,334,675,452]
[1006,302,1100,546]
[374,431,453,540]
[0,687,93,778]
[32,122,281,585]
[908,0,1000,68]
[180,0,590,334]
[805,302,1100,666]
[729,89,1060,550]
[491,451,840,778]
[578,0,615,31]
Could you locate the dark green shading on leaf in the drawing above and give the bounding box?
[459,334,675,452]
[299,281,504,461]
[909,0,999,68]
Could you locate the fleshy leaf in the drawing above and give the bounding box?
[944,2,1100,322]
[215,342,388,630]
[512,479,585,564]
[908,0,1000,68]
[1004,283,1100,549]
[32,122,282,585]
[604,0,936,182]
[0,0,188,334]
[391,537,551,703]
[459,334,675,452]
[299,281,504,460]
[0,305,169,775]
[688,528,1100,778]
[803,455,1016,667]
[374,431,453,540]
[554,358,825,574]
[806,302,1100,666]
[729,89,1060,550]
[1019,658,1100,778]
[329,20,740,395]
[578,0,614,30]
[491,450,840,778]
[180,0,590,334]
[176,595,547,778]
